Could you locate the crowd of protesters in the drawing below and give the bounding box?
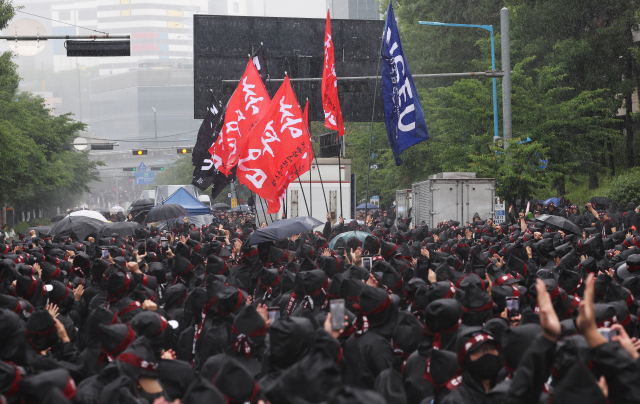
[1,195,640,404]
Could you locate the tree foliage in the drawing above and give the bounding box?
[343,0,640,208]
[0,0,102,218]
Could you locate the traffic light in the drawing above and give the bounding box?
[123,167,136,171]
[150,167,164,171]
[177,148,193,154]
[132,150,148,155]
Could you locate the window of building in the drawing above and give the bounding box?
[58,10,70,20]
[232,2,239,13]
[78,9,97,20]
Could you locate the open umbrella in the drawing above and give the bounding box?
[131,198,155,208]
[535,214,582,235]
[328,231,371,249]
[110,206,126,213]
[356,203,379,210]
[50,214,65,223]
[97,221,144,238]
[543,198,561,206]
[68,210,108,222]
[246,216,323,245]
[212,203,231,211]
[21,226,52,239]
[49,216,105,241]
[590,197,612,210]
[145,203,188,223]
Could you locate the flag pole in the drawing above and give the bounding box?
[299,98,329,214]
[295,166,310,216]
[338,134,343,218]
[250,189,263,226]
[365,37,384,229]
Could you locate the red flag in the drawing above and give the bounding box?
[208,59,270,176]
[237,76,313,206]
[322,10,345,137]
[303,100,309,129]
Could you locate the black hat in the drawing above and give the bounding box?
[461,284,494,326]
[392,311,424,360]
[214,359,259,403]
[87,306,119,339]
[424,348,460,388]
[552,363,605,404]
[425,280,458,303]
[502,324,541,372]
[215,284,246,315]
[578,257,598,274]
[317,255,344,277]
[18,368,76,401]
[99,323,136,360]
[372,369,406,404]
[0,360,21,398]
[231,306,267,360]
[380,241,398,260]
[268,317,316,369]
[454,325,498,366]
[618,254,640,279]
[130,311,168,339]
[423,298,463,348]
[157,359,197,401]
[106,271,132,301]
[363,235,381,254]
[558,269,583,295]
[0,309,25,360]
[353,285,398,332]
[183,377,226,404]
[26,307,57,351]
[116,337,159,380]
[206,255,228,276]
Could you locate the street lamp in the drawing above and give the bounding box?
[151,107,157,148]
[418,21,499,142]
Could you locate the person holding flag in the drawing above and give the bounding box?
[381,1,429,166]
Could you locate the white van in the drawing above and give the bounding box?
[198,195,211,207]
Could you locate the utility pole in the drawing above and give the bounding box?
[501,7,512,149]
[151,107,157,147]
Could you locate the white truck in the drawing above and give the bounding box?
[253,158,353,225]
[409,172,496,227]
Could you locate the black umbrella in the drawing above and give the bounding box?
[212,203,231,211]
[535,214,582,235]
[49,216,105,241]
[131,198,155,208]
[50,214,65,223]
[97,222,144,238]
[246,216,323,244]
[21,226,52,238]
[145,203,188,223]
[131,209,150,224]
[590,197,611,210]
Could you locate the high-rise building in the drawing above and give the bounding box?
[95,0,208,76]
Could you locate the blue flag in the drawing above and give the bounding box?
[381,1,429,166]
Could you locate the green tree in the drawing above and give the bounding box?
[0,0,102,222]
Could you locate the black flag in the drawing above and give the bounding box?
[192,91,222,166]
[252,45,268,84]
[191,91,233,193]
